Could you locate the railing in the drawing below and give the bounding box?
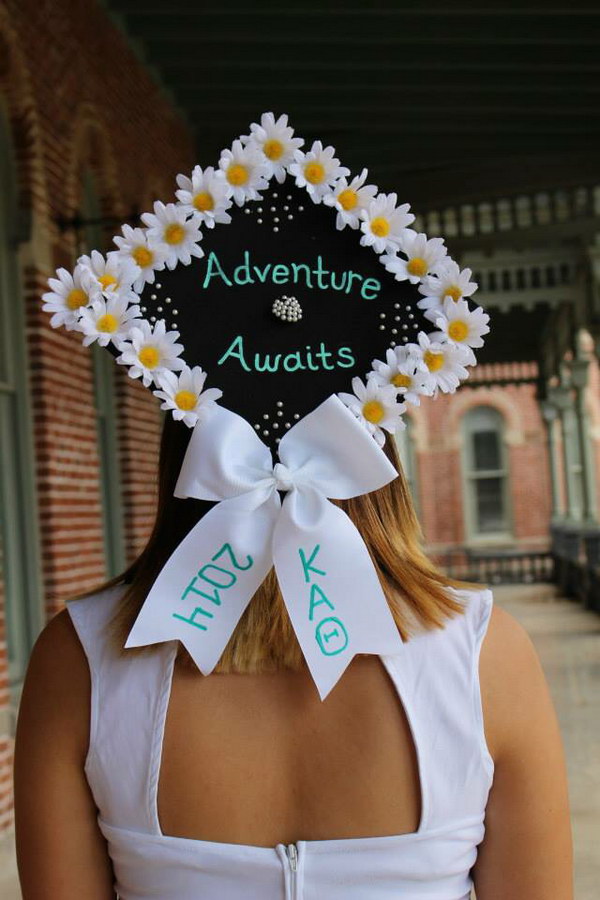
[551,524,600,613]
[413,183,600,241]
[436,547,554,586]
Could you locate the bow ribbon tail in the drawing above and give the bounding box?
[125,493,279,674]
[272,489,404,701]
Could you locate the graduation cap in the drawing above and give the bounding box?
[42,113,490,698]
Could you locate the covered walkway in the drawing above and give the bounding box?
[1,583,598,898]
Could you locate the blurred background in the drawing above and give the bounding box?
[0,0,599,896]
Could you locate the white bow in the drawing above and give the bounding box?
[125,395,404,699]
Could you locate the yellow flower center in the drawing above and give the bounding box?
[370,216,390,238]
[445,285,462,302]
[132,246,153,268]
[407,257,428,277]
[304,161,326,185]
[227,163,249,186]
[66,288,88,310]
[96,313,118,333]
[193,191,214,212]
[174,389,198,411]
[98,273,117,291]
[424,350,444,372]
[263,139,284,161]
[164,223,185,245]
[448,320,469,342]
[138,345,160,369]
[338,188,358,211]
[362,400,385,424]
[391,373,412,389]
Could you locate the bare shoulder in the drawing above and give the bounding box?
[478,600,551,762]
[15,609,118,897]
[17,607,90,761]
[473,601,573,897]
[27,606,88,683]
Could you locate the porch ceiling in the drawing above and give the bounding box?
[102,1,594,374]
[104,1,600,192]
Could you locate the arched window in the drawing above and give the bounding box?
[0,102,43,685]
[394,416,420,516]
[462,406,511,539]
[78,170,126,576]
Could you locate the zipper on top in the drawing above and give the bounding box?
[286,841,298,872]
[285,841,298,897]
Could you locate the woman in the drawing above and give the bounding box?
[14,415,573,899]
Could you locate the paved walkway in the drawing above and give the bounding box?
[1,584,598,898]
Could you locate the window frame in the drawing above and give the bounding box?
[0,100,44,689]
[78,169,126,577]
[394,416,420,518]
[461,405,513,544]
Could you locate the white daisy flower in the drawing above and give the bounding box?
[369,346,436,407]
[140,202,204,270]
[78,249,139,303]
[322,168,378,230]
[417,260,478,316]
[153,366,223,428]
[359,193,415,254]
[244,112,304,184]
[175,166,232,228]
[218,139,269,206]
[116,319,185,387]
[381,232,447,284]
[42,264,94,330]
[113,225,168,292]
[409,331,472,394]
[338,377,406,447]
[289,141,350,203]
[429,297,490,364]
[77,295,141,348]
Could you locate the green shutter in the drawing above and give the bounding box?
[0,102,44,686]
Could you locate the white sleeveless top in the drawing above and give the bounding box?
[67,584,495,900]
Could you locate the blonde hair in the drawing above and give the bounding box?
[86,415,479,674]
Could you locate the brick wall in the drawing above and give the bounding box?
[0,0,194,836]
[409,375,552,549]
